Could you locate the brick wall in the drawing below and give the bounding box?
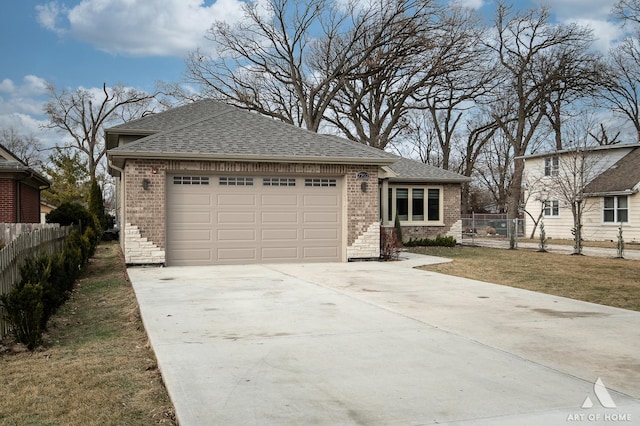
[19,183,41,223]
[0,179,16,222]
[122,159,381,264]
[345,165,380,258]
[400,183,462,241]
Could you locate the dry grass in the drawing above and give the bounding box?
[411,246,640,312]
[0,242,176,426]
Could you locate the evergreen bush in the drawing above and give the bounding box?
[404,235,457,247]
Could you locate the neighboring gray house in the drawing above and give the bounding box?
[106,100,468,266]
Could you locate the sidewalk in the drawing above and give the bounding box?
[460,237,640,260]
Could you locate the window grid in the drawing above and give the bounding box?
[387,186,441,223]
[604,196,628,223]
[544,156,559,177]
[173,176,210,185]
[305,178,337,187]
[263,177,296,187]
[543,200,559,217]
[219,177,254,186]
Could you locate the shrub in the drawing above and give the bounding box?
[404,235,457,247]
[394,214,403,244]
[46,202,97,234]
[0,283,44,350]
[380,226,402,261]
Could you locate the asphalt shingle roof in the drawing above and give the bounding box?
[387,157,470,182]
[584,147,640,194]
[107,99,468,181]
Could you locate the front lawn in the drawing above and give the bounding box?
[410,246,640,312]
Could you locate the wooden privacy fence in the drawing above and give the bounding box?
[0,224,73,340]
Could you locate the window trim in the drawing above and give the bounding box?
[603,195,629,224]
[543,199,560,217]
[544,156,559,177]
[385,185,443,225]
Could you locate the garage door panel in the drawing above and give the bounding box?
[303,211,340,223]
[262,194,298,206]
[218,211,256,224]
[167,174,342,265]
[262,229,298,241]
[303,194,340,206]
[262,211,298,223]
[303,246,340,259]
[169,211,212,225]
[261,247,298,260]
[217,194,256,206]
[217,229,256,241]
[303,228,339,240]
[217,248,257,261]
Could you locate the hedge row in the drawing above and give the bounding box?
[0,223,100,350]
[404,235,457,247]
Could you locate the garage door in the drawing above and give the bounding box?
[166,174,342,265]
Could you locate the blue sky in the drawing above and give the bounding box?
[0,0,623,148]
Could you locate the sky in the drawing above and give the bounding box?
[0,0,626,149]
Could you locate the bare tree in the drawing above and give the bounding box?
[0,127,43,167]
[475,129,514,214]
[486,3,596,247]
[44,83,157,180]
[186,0,417,133]
[613,0,640,24]
[325,4,486,151]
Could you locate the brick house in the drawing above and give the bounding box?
[106,100,468,265]
[0,144,50,223]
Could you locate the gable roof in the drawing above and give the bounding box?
[0,143,50,188]
[106,99,468,182]
[584,147,640,195]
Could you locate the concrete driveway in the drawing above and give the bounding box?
[127,253,640,425]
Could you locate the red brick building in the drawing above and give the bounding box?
[0,144,50,223]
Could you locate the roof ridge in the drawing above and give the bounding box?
[116,103,237,150]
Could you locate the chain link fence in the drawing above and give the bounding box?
[461,213,526,243]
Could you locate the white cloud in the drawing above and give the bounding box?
[450,0,484,10]
[0,79,16,93]
[37,0,249,57]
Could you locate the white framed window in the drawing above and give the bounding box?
[603,196,628,223]
[386,186,442,224]
[544,156,559,176]
[543,200,559,217]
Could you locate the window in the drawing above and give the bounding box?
[604,196,628,223]
[544,156,559,176]
[386,186,441,223]
[543,200,559,217]
[305,178,337,187]
[219,177,253,186]
[173,176,210,185]
[263,177,296,186]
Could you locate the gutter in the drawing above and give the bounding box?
[107,151,398,167]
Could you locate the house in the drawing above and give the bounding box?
[521,143,640,243]
[40,201,56,223]
[106,100,468,266]
[0,144,50,223]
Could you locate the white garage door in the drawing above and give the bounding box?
[166,174,342,265]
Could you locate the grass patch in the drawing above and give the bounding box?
[411,246,640,312]
[0,242,176,425]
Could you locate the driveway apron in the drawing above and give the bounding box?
[127,253,640,425]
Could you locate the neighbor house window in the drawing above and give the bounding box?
[544,156,559,176]
[386,186,442,223]
[543,200,559,217]
[604,196,628,223]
